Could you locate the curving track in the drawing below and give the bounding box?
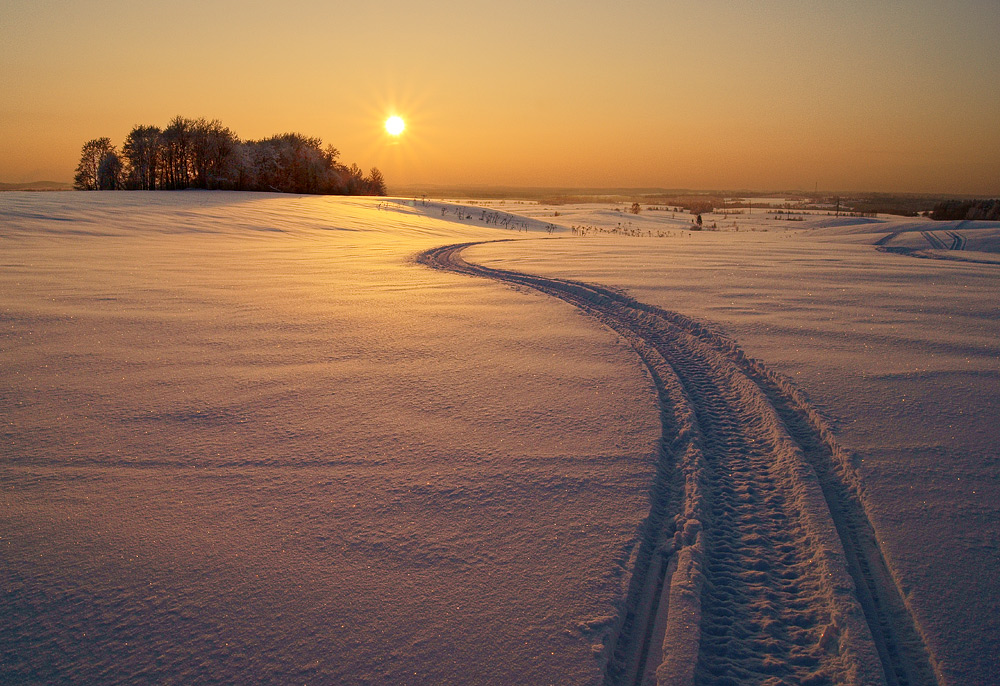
[418,241,941,686]
[945,231,967,251]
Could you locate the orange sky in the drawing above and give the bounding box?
[2,0,998,194]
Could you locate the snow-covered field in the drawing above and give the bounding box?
[2,192,998,685]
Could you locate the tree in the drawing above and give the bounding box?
[688,200,714,215]
[367,167,387,196]
[74,137,117,190]
[97,151,122,190]
[122,125,161,190]
[245,133,328,193]
[344,163,366,195]
[160,116,193,189]
[189,118,238,189]
[932,198,1000,221]
[74,115,386,196]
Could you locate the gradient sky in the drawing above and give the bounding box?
[2,0,998,193]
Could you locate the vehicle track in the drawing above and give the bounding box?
[418,241,941,686]
[873,232,899,247]
[920,232,948,250]
[945,231,966,251]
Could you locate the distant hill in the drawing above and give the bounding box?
[0,181,73,191]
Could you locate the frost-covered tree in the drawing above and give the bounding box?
[189,118,239,189]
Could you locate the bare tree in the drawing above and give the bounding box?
[160,116,193,189]
[74,138,117,190]
[97,151,122,190]
[122,125,161,190]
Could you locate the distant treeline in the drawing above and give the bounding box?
[931,198,999,221]
[74,116,386,196]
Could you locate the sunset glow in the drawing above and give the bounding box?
[1,0,998,193]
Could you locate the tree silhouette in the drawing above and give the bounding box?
[932,198,999,221]
[77,116,388,196]
[367,168,387,196]
[74,138,118,190]
[96,151,122,190]
[122,125,161,190]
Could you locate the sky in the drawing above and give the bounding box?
[1,0,998,194]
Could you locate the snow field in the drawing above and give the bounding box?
[469,217,1000,685]
[2,192,659,685]
[3,192,998,684]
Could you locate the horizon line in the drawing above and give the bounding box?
[2,180,997,200]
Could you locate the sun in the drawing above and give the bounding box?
[385,116,405,136]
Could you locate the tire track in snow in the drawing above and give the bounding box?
[418,241,941,686]
[920,232,948,250]
[873,232,900,247]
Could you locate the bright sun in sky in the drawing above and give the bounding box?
[385,116,405,136]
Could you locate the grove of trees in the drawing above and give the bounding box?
[74,116,387,196]
[931,198,1000,221]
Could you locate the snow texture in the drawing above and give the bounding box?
[1,192,657,685]
[3,192,999,685]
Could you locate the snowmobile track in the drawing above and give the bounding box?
[418,241,941,686]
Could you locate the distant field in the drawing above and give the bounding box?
[0,181,73,191]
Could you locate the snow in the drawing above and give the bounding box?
[3,191,999,684]
[1,191,657,685]
[468,209,1000,685]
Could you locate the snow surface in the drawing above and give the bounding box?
[468,209,1000,686]
[3,192,999,684]
[1,192,658,685]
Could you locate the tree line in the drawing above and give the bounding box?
[74,116,386,196]
[931,198,999,221]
